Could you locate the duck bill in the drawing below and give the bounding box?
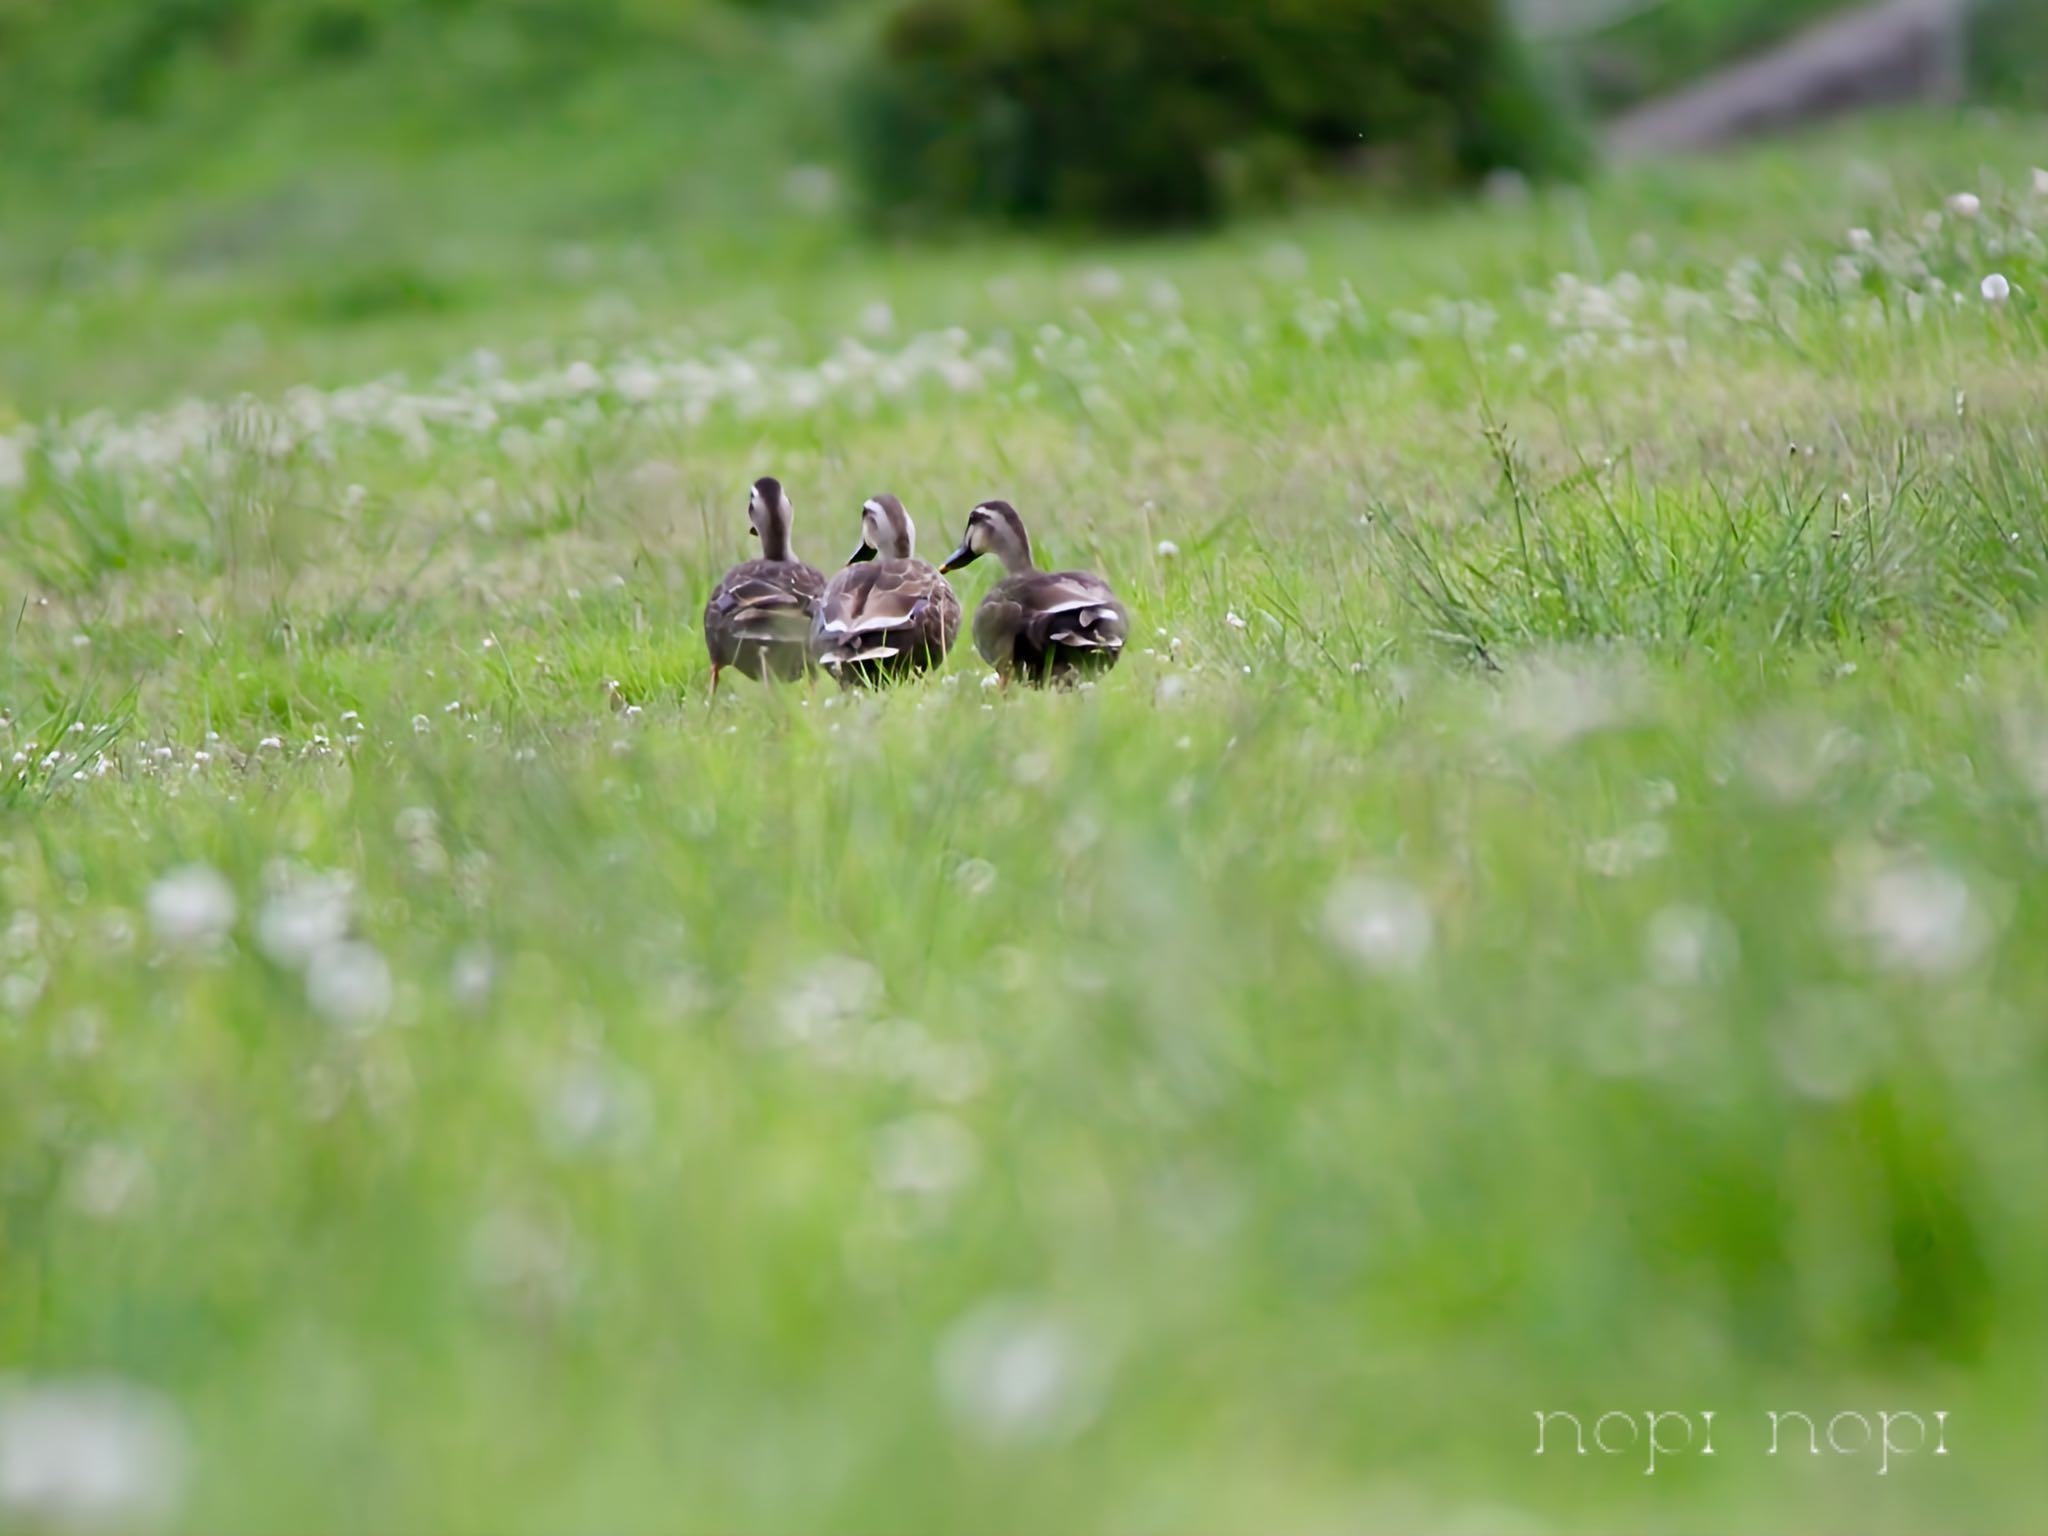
[939,543,978,574]
[846,543,878,567]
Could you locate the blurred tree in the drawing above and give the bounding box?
[853,0,1587,228]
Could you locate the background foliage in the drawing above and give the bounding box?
[0,0,1585,236]
[1969,0,2048,106]
[855,0,1586,227]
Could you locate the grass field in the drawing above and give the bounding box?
[4,107,2048,1533]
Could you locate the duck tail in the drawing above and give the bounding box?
[1048,606,1126,651]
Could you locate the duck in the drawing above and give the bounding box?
[939,500,1128,685]
[702,476,828,692]
[809,494,961,686]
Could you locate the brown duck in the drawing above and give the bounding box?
[702,476,828,692]
[809,494,961,686]
[939,500,1128,685]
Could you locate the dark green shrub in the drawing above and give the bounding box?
[91,0,255,113]
[297,3,381,61]
[854,0,1586,228]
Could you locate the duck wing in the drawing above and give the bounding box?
[813,560,958,666]
[705,559,826,663]
[979,570,1126,673]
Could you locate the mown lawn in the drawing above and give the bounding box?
[2,114,2047,1533]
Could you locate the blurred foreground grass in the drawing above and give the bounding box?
[2,109,2048,1533]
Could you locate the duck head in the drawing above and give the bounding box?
[748,476,796,561]
[848,494,916,566]
[941,500,1035,575]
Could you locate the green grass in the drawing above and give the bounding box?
[4,106,2048,1533]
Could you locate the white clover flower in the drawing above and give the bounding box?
[1321,874,1434,974]
[1224,610,1247,630]
[935,1298,1102,1445]
[450,942,496,1007]
[859,301,896,338]
[0,1377,188,1529]
[1583,821,1670,878]
[539,1053,650,1159]
[66,1143,154,1222]
[2034,167,2048,197]
[256,870,353,970]
[1835,856,1992,977]
[1155,539,1180,559]
[467,1208,580,1313]
[612,363,661,403]
[305,940,393,1031]
[872,1112,980,1198]
[1645,905,1739,987]
[563,360,602,394]
[1077,266,1124,302]
[1982,272,2012,304]
[0,952,45,1011]
[1948,192,1981,218]
[1499,648,1648,750]
[1739,713,1862,803]
[773,956,882,1050]
[1847,227,1875,252]
[145,865,236,949]
[0,436,26,493]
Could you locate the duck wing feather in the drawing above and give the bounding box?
[977,569,1127,676]
[705,559,827,665]
[812,560,960,668]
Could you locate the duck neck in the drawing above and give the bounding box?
[759,523,793,562]
[999,532,1036,576]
